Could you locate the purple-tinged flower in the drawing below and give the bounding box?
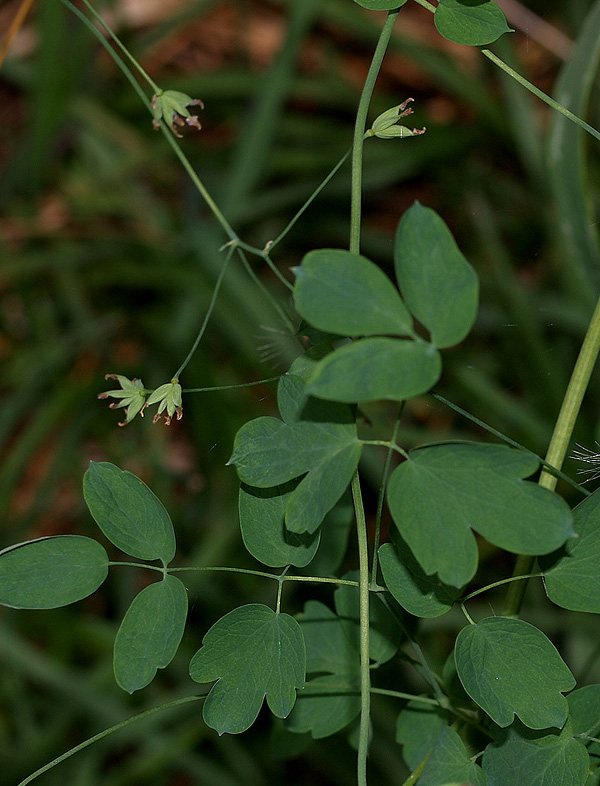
[151,90,204,138]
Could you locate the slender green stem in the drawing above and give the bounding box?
[262,252,295,291]
[370,688,439,705]
[235,245,297,333]
[60,0,237,245]
[221,238,293,291]
[377,592,446,704]
[350,10,400,254]
[269,148,353,252]
[371,406,404,587]
[352,471,371,786]
[503,292,600,617]
[282,574,359,587]
[411,0,600,143]
[161,130,238,242]
[167,565,361,587]
[276,566,290,613]
[431,391,590,497]
[411,0,436,10]
[461,573,542,603]
[481,49,600,144]
[183,376,282,393]
[173,246,234,379]
[108,561,164,572]
[17,695,204,786]
[580,735,600,745]
[461,603,475,625]
[346,40,406,758]
[78,0,160,91]
[361,439,407,458]
[110,559,362,586]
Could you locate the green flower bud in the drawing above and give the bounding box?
[368,98,426,140]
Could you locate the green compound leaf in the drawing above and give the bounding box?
[543,487,600,612]
[189,604,305,735]
[434,0,513,47]
[418,725,487,786]
[284,674,361,739]
[0,536,108,609]
[395,700,449,770]
[334,573,403,665]
[229,395,361,534]
[482,720,590,786]
[387,443,573,587]
[83,462,176,565]
[114,575,188,693]
[293,249,414,338]
[455,617,575,729]
[379,538,461,618]
[353,0,409,9]
[307,337,441,403]
[239,481,320,568]
[394,202,479,348]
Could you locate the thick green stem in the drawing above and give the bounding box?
[503,293,600,617]
[350,10,400,254]
[348,13,400,784]
[349,13,400,783]
[352,471,371,786]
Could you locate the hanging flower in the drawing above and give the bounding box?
[367,98,426,139]
[98,374,148,427]
[151,90,204,138]
[143,379,183,425]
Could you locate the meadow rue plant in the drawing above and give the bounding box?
[8,0,600,785]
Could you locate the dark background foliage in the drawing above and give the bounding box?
[1,0,599,783]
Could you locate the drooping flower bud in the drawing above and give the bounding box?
[368,98,426,140]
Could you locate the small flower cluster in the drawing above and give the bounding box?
[99,375,182,426]
[367,98,426,140]
[152,90,204,138]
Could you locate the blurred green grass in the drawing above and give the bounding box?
[1,0,600,783]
